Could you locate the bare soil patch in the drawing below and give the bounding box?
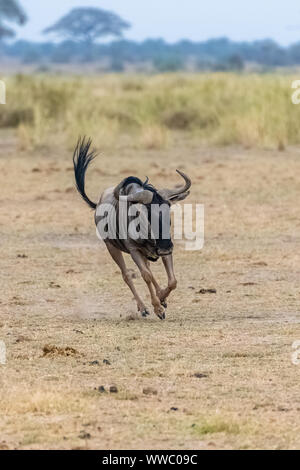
[0,133,299,449]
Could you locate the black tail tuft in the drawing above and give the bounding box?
[73,137,97,210]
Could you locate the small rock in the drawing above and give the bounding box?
[49,282,61,289]
[193,373,209,379]
[78,432,91,440]
[197,288,217,294]
[143,387,158,396]
[170,407,178,411]
[89,361,100,366]
[109,385,118,393]
[277,406,289,412]
[103,359,111,365]
[97,386,106,393]
[15,335,30,343]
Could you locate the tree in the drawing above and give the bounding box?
[43,7,131,44]
[0,0,27,40]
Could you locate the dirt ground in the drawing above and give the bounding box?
[0,130,299,450]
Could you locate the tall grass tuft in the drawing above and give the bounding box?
[140,124,169,149]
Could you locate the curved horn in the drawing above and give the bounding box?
[175,169,191,194]
[158,169,192,200]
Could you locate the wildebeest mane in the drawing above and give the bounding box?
[121,176,165,204]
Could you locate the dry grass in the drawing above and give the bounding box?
[2,73,300,151]
[0,120,299,449]
[140,125,169,149]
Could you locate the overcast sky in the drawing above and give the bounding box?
[13,0,300,45]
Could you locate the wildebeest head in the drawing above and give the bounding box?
[114,170,191,257]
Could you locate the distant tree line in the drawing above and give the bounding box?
[1,4,300,72]
[3,37,300,71]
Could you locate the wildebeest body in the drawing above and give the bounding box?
[73,137,191,319]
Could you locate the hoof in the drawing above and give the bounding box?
[141,309,150,317]
[161,300,167,308]
[157,311,166,320]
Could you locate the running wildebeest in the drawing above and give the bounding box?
[73,137,191,320]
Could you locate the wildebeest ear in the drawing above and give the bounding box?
[119,190,154,204]
[168,191,190,204]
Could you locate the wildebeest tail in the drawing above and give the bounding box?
[73,137,97,210]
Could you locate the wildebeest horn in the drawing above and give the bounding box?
[158,169,191,200]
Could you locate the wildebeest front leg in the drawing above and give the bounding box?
[160,255,177,304]
[130,249,165,320]
[106,242,150,317]
[145,259,167,309]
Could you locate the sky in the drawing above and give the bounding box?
[12,0,300,45]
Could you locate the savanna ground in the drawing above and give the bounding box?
[0,74,299,450]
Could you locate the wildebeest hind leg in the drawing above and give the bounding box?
[106,242,150,317]
[160,255,177,303]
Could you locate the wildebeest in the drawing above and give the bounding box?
[73,137,191,319]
